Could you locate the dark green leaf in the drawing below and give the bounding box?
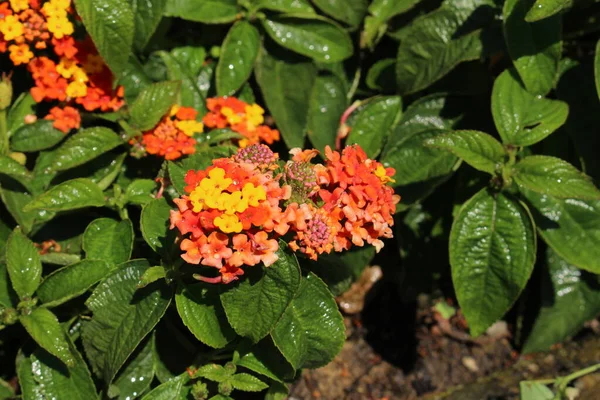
[0,155,31,190]
[6,228,41,299]
[125,179,157,205]
[128,0,167,52]
[255,50,317,149]
[140,198,177,260]
[362,0,421,49]
[395,0,497,94]
[229,373,268,392]
[83,218,134,264]
[520,188,600,273]
[491,69,568,146]
[265,382,289,400]
[40,252,82,266]
[0,378,14,399]
[271,273,344,369]
[137,266,166,288]
[237,338,295,382]
[514,156,600,200]
[113,336,155,400]
[382,129,459,186]
[73,0,134,76]
[504,0,561,95]
[596,40,600,101]
[523,248,600,353]
[7,93,35,136]
[251,0,314,13]
[450,189,536,336]
[425,130,506,174]
[366,58,395,92]
[18,343,98,400]
[51,127,122,172]
[157,51,206,113]
[0,188,53,235]
[20,308,76,366]
[347,96,402,158]
[261,15,353,63]
[164,0,238,23]
[525,0,571,22]
[141,373,189,400]
[130,81,181,131]
[217,22,260,97]
[220,243,301,342]
[176,283,236,348]
[37,260,113,307]
[24,178,106,212]
[10,121,65,152]
[0,264,17,308]
[82,259,172,384]
[312,0,368,27]
[306,74,347,154]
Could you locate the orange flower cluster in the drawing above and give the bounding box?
[170,144,400,284]
[169,145,290,283]
[203,97,280,148]
[140,105,203,160]
[1,0,124,133]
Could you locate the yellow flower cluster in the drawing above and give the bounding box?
[43,0,73,39]
[221,103,265,131]
[188,167,267,233]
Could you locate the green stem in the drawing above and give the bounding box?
[556,362,600,391]
[0,109,7,155]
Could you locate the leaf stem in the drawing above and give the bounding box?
[0,109,7,155]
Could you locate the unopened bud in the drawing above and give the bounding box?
[0,74,12,110]
[24,114,37,124]
[10,152,26,166]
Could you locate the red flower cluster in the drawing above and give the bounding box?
[203,97,280,148]
[1,0,124,133]
[138,105,203,160]
[170,144,400,284]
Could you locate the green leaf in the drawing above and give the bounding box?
[73,0,134,76]
[0,378,14,399]
[140,198,177,260]
[82,259,172,384]
[10,121,65,152]
[362,0,421,49]
[0,155,31,190]
[7,93,36,136]
[130,81,181,131]
[83,218,134,264]
[0,263,17,308]
[230,373,268,392]
[366,58,395,92]
[20,308,76,366]
[129,0,167,52]
[17,344,98,400]
[520,188,600,273]
[6,228,41,299]
[137,266,166,288]
[40,252,82,266]
[514,156,600,200]
[519,381,554,400]
[251,0,314,13]
[491,69,568,146]
[382,129,458,186]
[261,15,353,63]
[125,179,157,206]
[24,178,106,212]
[220,243,301,342]
[113,336,155,400]
[237,338,295,383]
[217,22,260,97]
[271,273,344,369]
[346,96,402,159]
[395,0,497,94]
[157,51,206,113]
[50,127,122,172]
[596,40,600,101]
[523,248,600,354]
[176,283,236,348]
[254,50,316,149]
[503,0,561,95]
[0,188,52,235]
[164,0,238,23]
[141,373,189,400]
[265,382,289,400]
[194,364,229,382]
[525,0,571,22]
[37,260,113,307]
[450,189,536,336]
[306,74,347,154]
[424,130,506,174]
[311,0,368,27]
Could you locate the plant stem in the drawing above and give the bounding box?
[0,109,7,155]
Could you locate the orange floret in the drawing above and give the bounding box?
[44,105,80,132]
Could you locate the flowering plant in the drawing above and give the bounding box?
[1,0,600,399]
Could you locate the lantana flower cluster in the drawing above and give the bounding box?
[203,97,280,148]
[138,105,204,161]
[170,144,400,284]
[0,0,123,133]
